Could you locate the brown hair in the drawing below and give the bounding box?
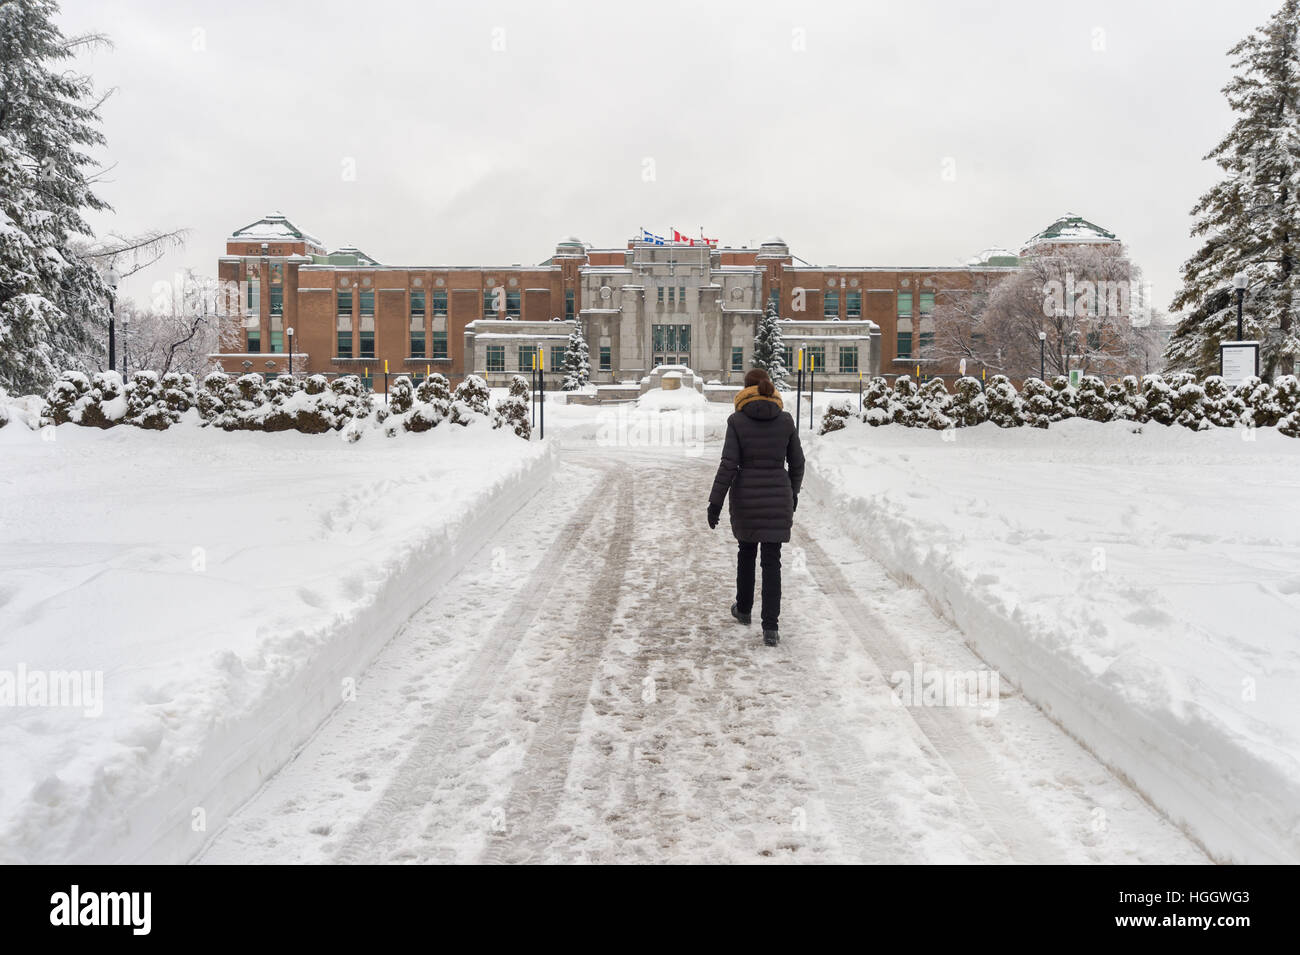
[744,367,775,397]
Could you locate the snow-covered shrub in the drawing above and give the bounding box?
[389,375,415,414]
[1048,376,1076,422]
[862,376,894,426]
[1108,375,1146,423]
[890,375,922,426]
[1279,409,1300,438]
[914,378,953,430]
[1074,375,1114,422]
[508,374,530,400]
[492,392,532,439]
[1142,374,1178,426]
[448,374,491,426]
[328,375,375,424]
[1200,376,1245,428]
[123,371,178,430]
[1019,378,1053,429]
[256,376,304,432]
[416,372,451,407]
[818,396,854,435]
[405,373,452,433]
[198,371,229,425]
[1234,376,1283,428]
[76,371,128,429]
[1273,375,1300,419]
[41,370,91,425]
[948,377,988,427]
[1168,372,1208,430]
[161,372,197,416]
[984,375,1021,428]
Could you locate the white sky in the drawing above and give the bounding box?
[58,0,1280,317]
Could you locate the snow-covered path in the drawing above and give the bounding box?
[196,447,1207,864]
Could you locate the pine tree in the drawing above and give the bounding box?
[561,323,590,391]
[1168,0,1300,379]
[752,299,789,389]
[0,0,112,394]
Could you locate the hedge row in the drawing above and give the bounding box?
[818,372,1300,437]
[38,371,533,440]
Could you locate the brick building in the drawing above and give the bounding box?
[212,212,1127,390]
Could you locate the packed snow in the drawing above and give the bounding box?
[0,420,552,863]
[806,417,1300,863]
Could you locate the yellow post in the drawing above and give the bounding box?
[811,354,816,372]
[915,364,920,379]
[797,348,803,371]
[537,346,544,371]
[384,359,389,374]
[426,364,430,377]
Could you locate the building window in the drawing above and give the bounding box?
[246,329,261,353]
[918,331,934,354]
[551,345,565,372]
[846,291,862,318]
[432,290,447,316]
[565,290,575,320]
[337,330,352,359]
[599,345,611,371]
[506,291,521,319]
[678,286,685,305]
[410,329,425,358]
[270,330,284,353]
[919,292,935,315]
[269,286,283,316]
[824,290,839,318]
[657,286,664,304]
[411,290,425,319]
[731,346,744,372]
[483,289,496,316]
[486,345,505,372]
[898,292,913,316]
[432,331,447,359]
[782,345,793,370]
[519,345,534,371]
[337,290,352,316]
[667,286,675,305]
[806,345,826,371]
[359,330,375,359]
[651,323,690,365]
[246,280,260,314]
[359,290,375,317]
[839,346,859,373]
[897,331,913,359]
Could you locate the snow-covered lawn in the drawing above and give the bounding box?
[0,420,553,864]
[806,418,1300,863]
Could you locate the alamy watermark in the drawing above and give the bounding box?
[889,663,1000,716]
[0,663,104,717]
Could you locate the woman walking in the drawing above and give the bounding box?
[707,368,805,646]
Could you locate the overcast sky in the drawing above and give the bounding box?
[59,0,1280,317]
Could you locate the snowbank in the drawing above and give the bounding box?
[0,422,555,863]
[806,418,1300,863]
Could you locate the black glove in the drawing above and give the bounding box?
[707,506,720,530]
[792,494,799,513]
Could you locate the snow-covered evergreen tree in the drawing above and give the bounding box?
[561,324,590,391]
[818,396,854,435]
[1201,375,1246,427]
[862,376,895,426]
[1019,378,1054,428]
[752,299,789,389]
[1142,374,1178,426]
[890,375,922,426]
[388,375,415,414]
[1048,376,1077,422]
[0,0,113,394]
[985,375,1022,428]
[1108,375,1147,422]
[1074,375,1115,422]
[949,377,988,427]
[915,378,954,430]
[1168,0,1300,379]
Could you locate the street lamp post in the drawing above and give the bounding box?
[122,310,130,379]
[1038,331,1046,381]
[106,265,120,372]
[1233,272,1248,341]
[287,327,295,376]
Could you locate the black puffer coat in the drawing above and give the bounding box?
[709,393,805,543]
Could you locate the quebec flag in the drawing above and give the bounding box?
[641,228,666,245]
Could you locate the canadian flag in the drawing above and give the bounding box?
[672,229,696,246]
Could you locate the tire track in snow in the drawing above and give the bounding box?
[793,525,1058,863]
[332,467,620,864]
[478,471,635,864]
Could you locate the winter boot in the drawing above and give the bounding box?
[763,627,779,647]
[731,602,751,625]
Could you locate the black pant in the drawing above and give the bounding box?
[736,541,782,630]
